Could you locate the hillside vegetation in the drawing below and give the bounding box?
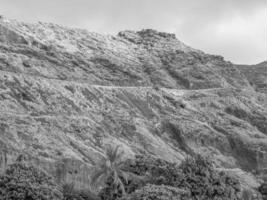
[0,17,266,197]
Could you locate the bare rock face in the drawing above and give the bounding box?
[0,17,266,190]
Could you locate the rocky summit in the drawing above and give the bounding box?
[0,17,266,191]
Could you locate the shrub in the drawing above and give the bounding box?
[0,162,63,200]
[62,183,100,200]
[99,155,182,200]
[99,174,144,200]
[259,182,267,195]
[120,184,190,200]
[99,154,241,200]
[122,155,183,186]
[241,189,255,200]
[176,155,241,200]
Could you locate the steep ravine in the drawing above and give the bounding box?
[0,17,266,190]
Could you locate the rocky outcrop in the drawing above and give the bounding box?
[0,17,266,190]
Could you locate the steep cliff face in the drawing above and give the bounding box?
[0,17,266,189]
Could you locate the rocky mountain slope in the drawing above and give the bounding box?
[237,61,267,94]
[0,17,266,190]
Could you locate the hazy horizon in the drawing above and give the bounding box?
[0,0,266,64]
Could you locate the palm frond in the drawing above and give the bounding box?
[91,169,107,186]
[113,170,120,185]
[114,149,125,163]
[117,177,126,195]
[62,182,75,195]
[115,157,127,168]
[106,145,120,163]
[91,144,129,196]
[119,171,129,184]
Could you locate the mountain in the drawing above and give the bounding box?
[0,17,266,191]
[237,61,267,94]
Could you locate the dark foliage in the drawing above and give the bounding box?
[99,155,182,200]
[99,174,145,200]
[62,183,100,200]
[120,184,190,200]
[122,155,183,186]
[99,154,241,200]
[176,155,241,200]
[259,182,267,195]
[0,162,63,200]
[91,145,128,195]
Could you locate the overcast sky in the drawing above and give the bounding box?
[0,0,266,64]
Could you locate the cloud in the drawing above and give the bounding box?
[0,0,266,64]
[176,4,267,64]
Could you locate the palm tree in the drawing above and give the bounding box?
[90,145,128,195]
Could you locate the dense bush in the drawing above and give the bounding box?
[99,174,145,200]
[241,189,257,200]
[63,183,100,200]
[176,155,241,200]
[122,155,183,186]
[99,154,241,200]
[0,162,63,200]
[99,155,183,200]
[259,182,267,195]
[120,184,190,200]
